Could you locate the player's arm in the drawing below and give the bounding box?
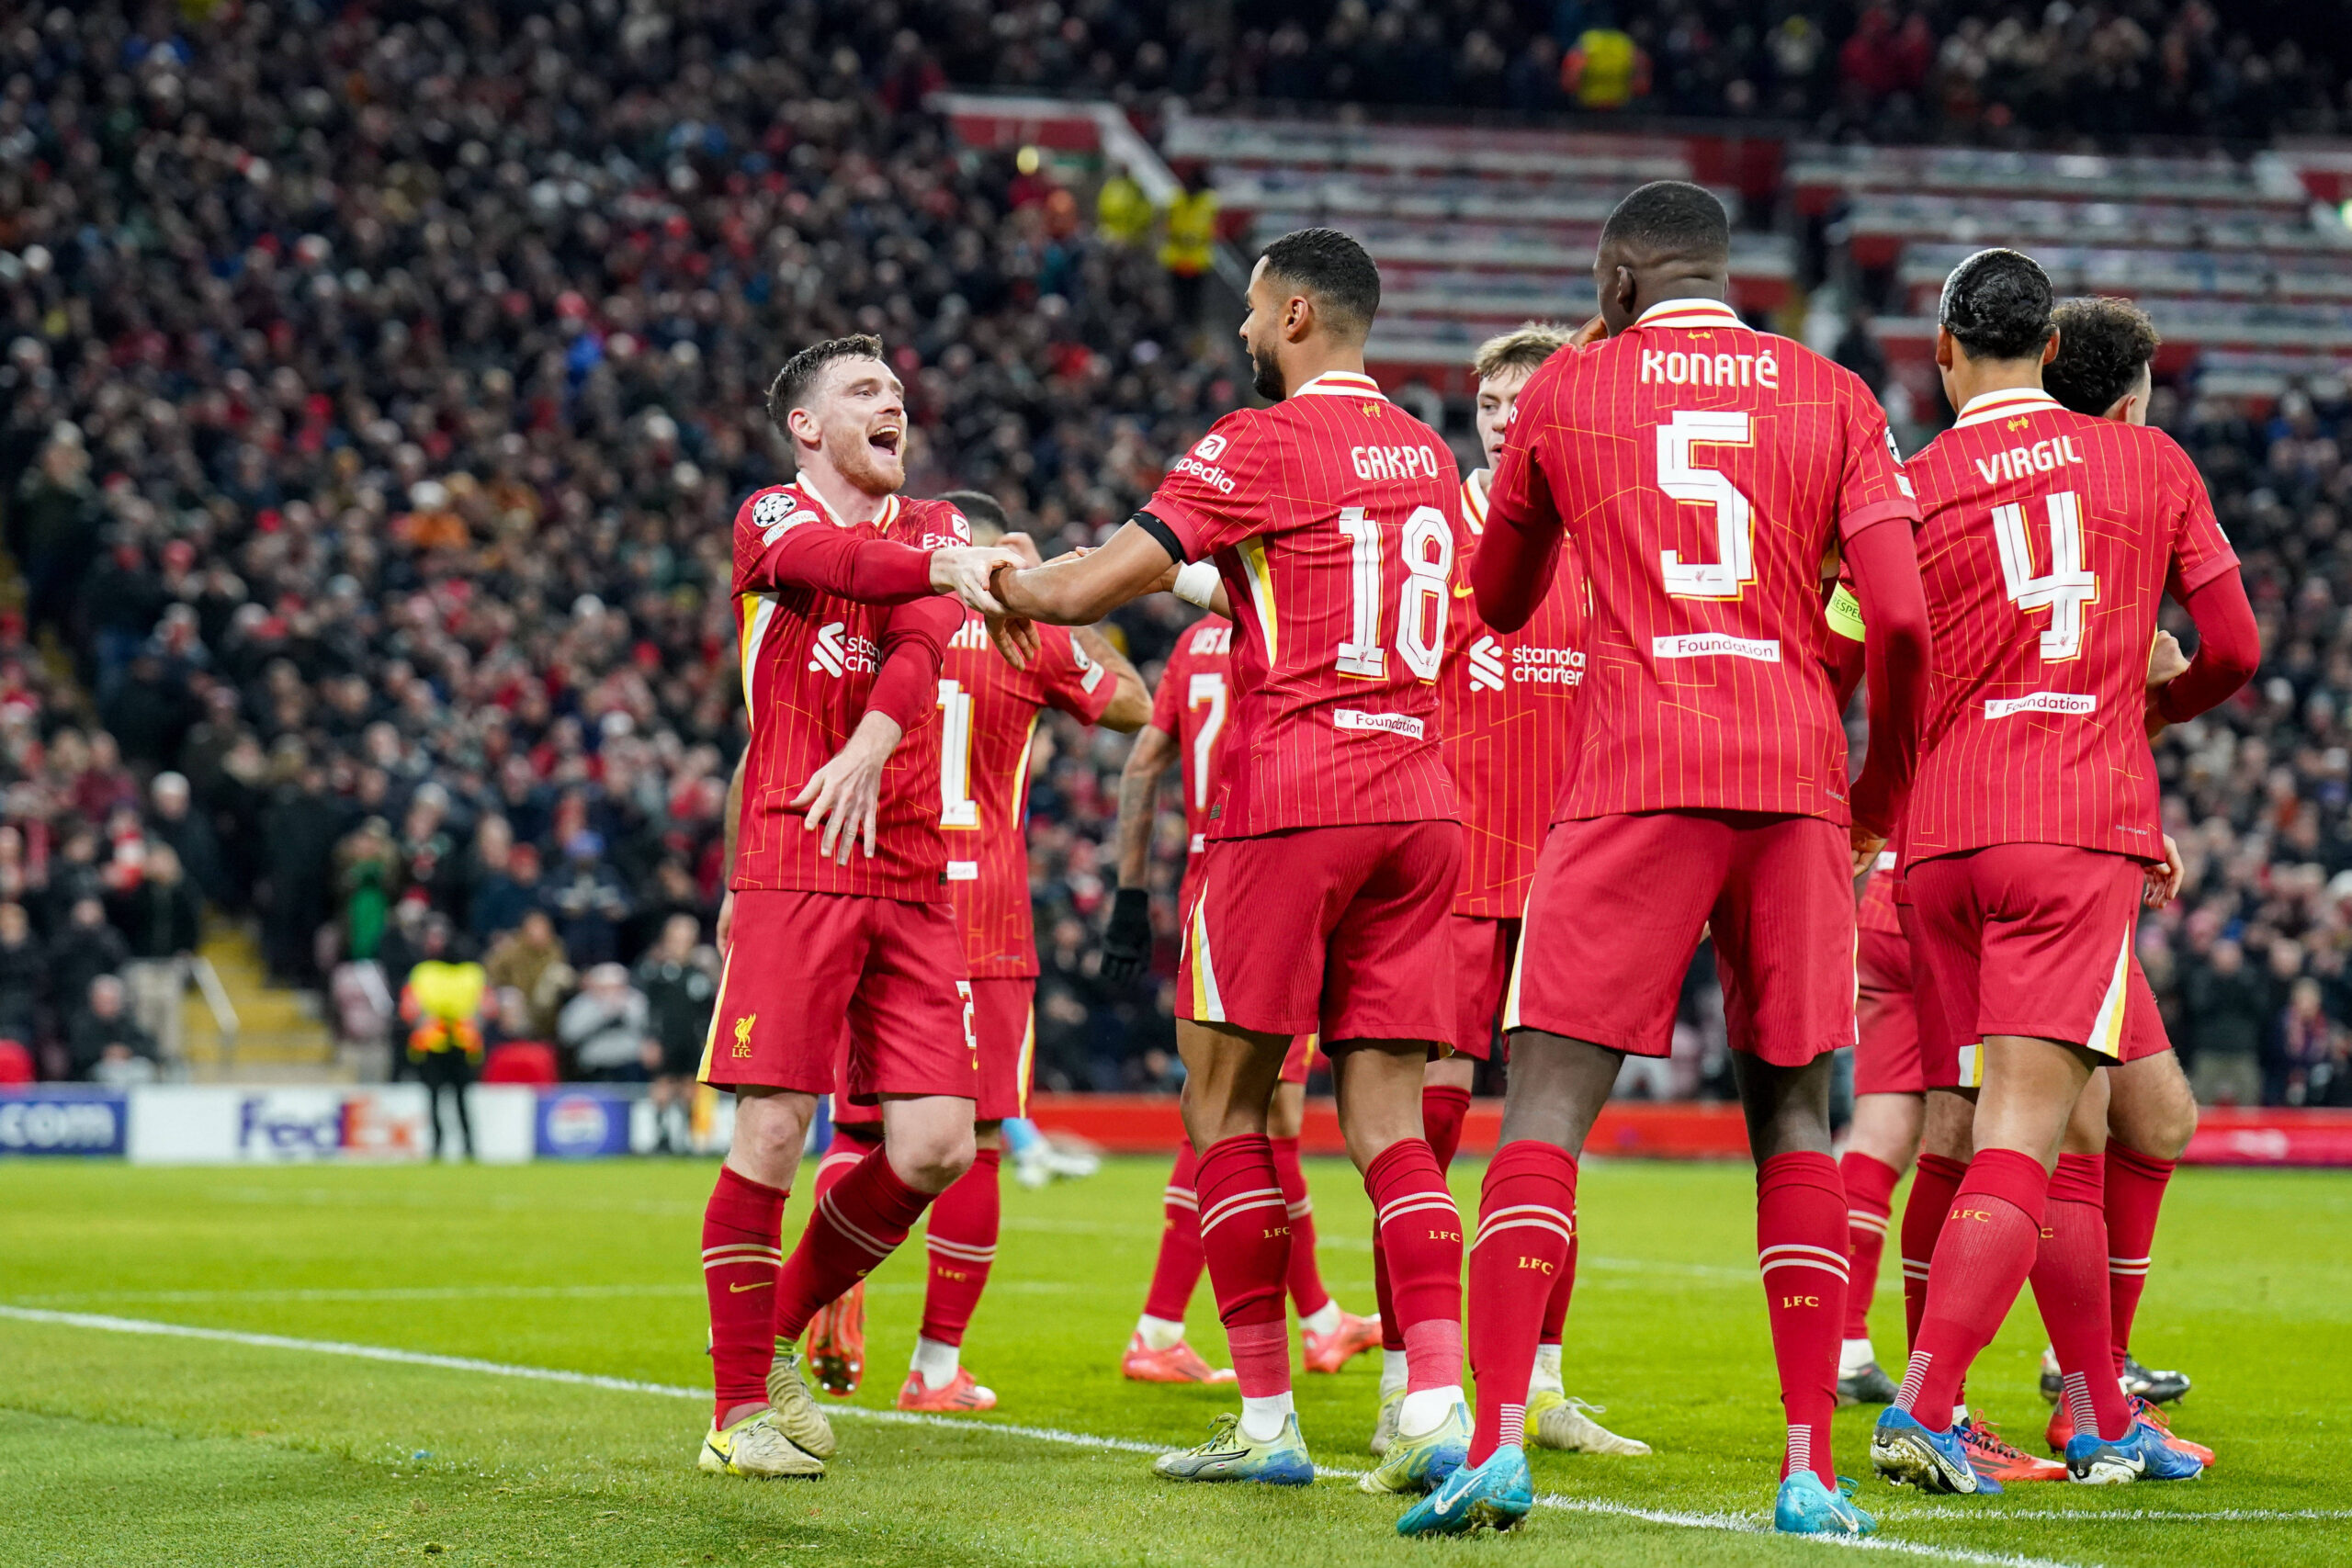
[792,595,959,863]
[743,514,1021,609]
[1824,580,1868,711]
[2148,573,2257,732]
[1073,624,1152,733]
[990,521,1176,629]
[717,749,747,954]
[1471,374,1566,633]
[1101,718,1180,983]
[1842,517,1932,851]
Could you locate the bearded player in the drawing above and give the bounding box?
[1869,250,2255,1494]
[807,491,1151,1412]
[694,336,1023,1479]
[1362,321,1647,1462]
[988,228,1475,1502]
[1104,607,1383,1385]
[1406,180,1933,1540]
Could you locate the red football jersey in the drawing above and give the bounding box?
[939,614,1117,976]
[1146,370,1460,838]
[1445,468,1587,918]
[730,479,971,900]
[1858,852,1902,935]
[1902,387,2238,863]
[1484,298,1918,826]
[1148,615,1238,859]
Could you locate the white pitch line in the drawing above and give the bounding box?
[6,1280,1081,1308]
[3,1303,2311,1563]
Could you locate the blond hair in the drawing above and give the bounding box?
[1474,321,1575,382]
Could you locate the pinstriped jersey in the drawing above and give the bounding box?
[729,480,969,900]
[1148,615,1238,859]
[1486,298,1918,825]
[1443,468,1587,919]
[1902,388,2237,863]
[939,614,1116,976]
[1147,370,1460,839]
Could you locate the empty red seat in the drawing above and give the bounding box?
[481,1041,560,1086]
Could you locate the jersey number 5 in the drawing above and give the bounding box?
[1657,409,1756,600]
[1335,503,1453,681]
[1994,491,2097,660]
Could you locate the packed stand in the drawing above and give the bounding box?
[0,2,1218,1088]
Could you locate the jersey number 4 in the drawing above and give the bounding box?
[1335,503,1453,681]
[1994,491,2097,660]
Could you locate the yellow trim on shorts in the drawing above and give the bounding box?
[697,946,736,1085]
[1016,998,1036,1118]
[1500,914,1532,1032]
[1187,880,1226,1023]
[2086,925,2133,1062]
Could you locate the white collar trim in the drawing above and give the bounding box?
[1635,298,1741,328]
[1952,387,2064,430]
[793,476,899,529]
[1295,370,1386,400]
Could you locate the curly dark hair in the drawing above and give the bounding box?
[1259,228,1382,340]
[2044,298,2161,417]
[1938,248,2053,363]
[766,333,888,433]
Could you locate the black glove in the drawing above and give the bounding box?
[1099,886,1154,984]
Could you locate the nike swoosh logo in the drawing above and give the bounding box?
[1453,582,1474,597]
[729,1280,774,1293]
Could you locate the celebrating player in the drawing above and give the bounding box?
[1105,609,1382,1385]
[1868,251,2256,1495]
[981,228,1475,1499]
[1363,321,1647,1461]
[693,335,1024,1479]
[1406,180,1933,1539]
[808,491,1151,1412]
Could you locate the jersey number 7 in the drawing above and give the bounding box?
[1334,503,1454,681]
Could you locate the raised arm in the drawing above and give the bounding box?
[1075,625,1153,733]
[741,511,1021,609]
[990,522,1178,627]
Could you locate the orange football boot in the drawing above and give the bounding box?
[1121,1333,1237,1383]
[805,1280,865,1398]
[897,1366,997,1412]
[1302,1310,1383,1374]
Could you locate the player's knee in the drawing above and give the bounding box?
[2114,1077,2198,1162]
[891,1123,977,1194]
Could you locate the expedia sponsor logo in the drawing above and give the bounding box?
[1350,445,1443,482]
[808,621,879,677]
[1173,455,1236,493]
[1193,434,1228,462]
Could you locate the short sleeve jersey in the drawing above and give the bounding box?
[939,615,1117,976]
[1900,388,2238,863]
[1485,298,1918,826]
[1144,371,1460,838]
[729,480,971,899]
[1445,468,1588,919]
[1148,615,1238,859]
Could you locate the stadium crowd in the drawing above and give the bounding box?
[0,1,2343,1104]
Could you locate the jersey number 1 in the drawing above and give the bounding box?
[938,679,978,827]
[1335,503,1453,681]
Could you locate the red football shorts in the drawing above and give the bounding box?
[1179,821,1462,1046]
[1278,1032,1320,1085]
[699,889,977,1103]
[1906,844,2143,1080]
[832,975,1030,1127]
[2120,950,2170,1063]
[1854,924,1922,1096]
[1448,913,1520,1063]
[1509,810,1853,1067]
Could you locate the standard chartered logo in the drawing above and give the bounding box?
[807,621,878,678]
[1468,638,1585,691]
[1468,636,1508,693]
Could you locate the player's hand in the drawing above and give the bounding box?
[931,545,1026,614]
[1099,886,1154,984]
[1850,827,1886,878]
[2146,629,2188,689]
[2144,833,2185,908]
[987,607,1042,671]
[1569,312,1609,348]
[716,890,736,956]
[792,723,897,863]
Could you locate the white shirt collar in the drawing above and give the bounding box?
[1294,369,1387,400]
[1462,468,1490,534]
[1634,298,1742,329]
[1952,387,2064,430]
[792,475,899,529]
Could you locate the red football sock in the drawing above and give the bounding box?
[2030,1152,2130,1442]
[812,1128,875,1205]
[1270,1135,1332,1318]
[1896,1148,2049,1429]
[1142,1143,1207,1325]
[1466,1140,1575,1464]
[773,1145,934,1343]
[702,1165,786,1424]
[1540,1224,1577,1348]
[919,1146,1000,1348]
[1839,1151,1901,1342]
[1366,1137,1464,1396]
[1902,1152,1968,1354]
[1423,1084,1472,1169]
[1373,1231,1404,1352]
[1758,1151,1848,1486]
[2104,1141,2175,1376]
[1195,1133,1293,1399]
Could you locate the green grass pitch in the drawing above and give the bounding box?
[2,1155,2346,1567]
